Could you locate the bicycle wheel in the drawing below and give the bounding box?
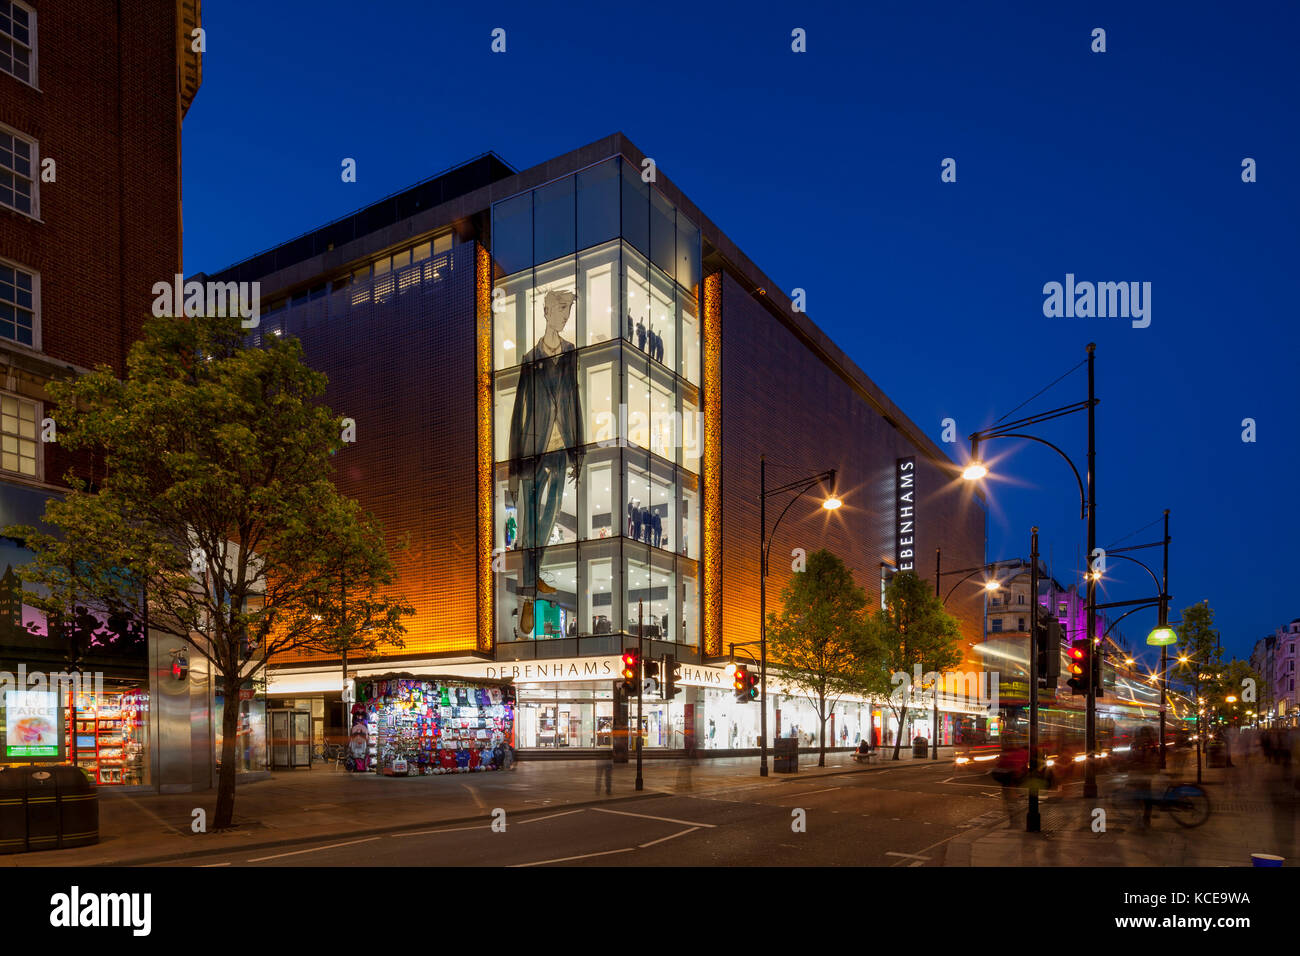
[1165,784,1211,828]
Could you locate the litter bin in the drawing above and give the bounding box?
[0,766,98,855]
[912,736,928,758]
[1206,741,1227,768]
[773,737,799,774]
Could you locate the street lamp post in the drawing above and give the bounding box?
[962,344,1100,796]
[758,456,840,777]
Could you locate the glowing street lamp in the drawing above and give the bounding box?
[1146,624,1178,646]
[961,461,988,481]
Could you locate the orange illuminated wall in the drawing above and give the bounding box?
[702,271,723,656]
[716,272,987,659]
[269,243,483,664]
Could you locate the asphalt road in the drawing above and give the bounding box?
[170,760,1026,867]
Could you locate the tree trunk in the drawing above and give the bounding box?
[817,693,827,767]
[893,704,908,760]
[214,669,242,830]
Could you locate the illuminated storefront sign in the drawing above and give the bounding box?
[4,689,62,759]
[270,657,732,693]
[895,456,916,572]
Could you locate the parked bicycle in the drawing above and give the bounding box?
[1111,778,1211,828]
[311,741,347,768]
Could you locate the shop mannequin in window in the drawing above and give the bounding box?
[636,317,646,352]
[508,289,583,637]
[628,497,643,541]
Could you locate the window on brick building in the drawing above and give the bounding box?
[0,391,38,477]
[0,1,34,85]
[991,619,1002,633]
[0,125,37,216]
[0,260,36,346]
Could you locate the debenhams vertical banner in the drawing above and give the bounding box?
[895,457,916,572]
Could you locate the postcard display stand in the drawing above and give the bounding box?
[352,675,515,776]
[67,689,148,785]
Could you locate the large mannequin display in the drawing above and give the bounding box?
[507,289,583,637]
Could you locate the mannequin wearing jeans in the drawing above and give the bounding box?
[508,289,583,637]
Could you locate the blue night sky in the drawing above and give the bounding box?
[183,1,1299,667]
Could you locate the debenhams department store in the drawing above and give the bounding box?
[204,133,988,754]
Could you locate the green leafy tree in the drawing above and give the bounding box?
[6,313,410,829]
[294,555,414,737]
[1212,659,1259,727]
[866,571,963,760]
[766,549,880,767]
[1174,602,1222,732]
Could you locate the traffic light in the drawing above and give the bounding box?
[733,664,750,702]
[746,670,759,702]
[643,658,660,696]
[1092,639,1105,700]
[621,649,640,696]
[1066,638,1089,695]
[663,654,683,699]
[1036,617,1062,687]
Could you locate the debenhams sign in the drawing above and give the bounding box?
[896,457,916,572]
[482,657,725,687]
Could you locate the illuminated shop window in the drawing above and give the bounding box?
[490,160,702,650]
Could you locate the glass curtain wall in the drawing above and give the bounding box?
[492,157,701,653]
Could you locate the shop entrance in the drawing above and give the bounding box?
[268,709,311,769]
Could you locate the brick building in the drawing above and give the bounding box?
[205,133,989,757]
[0,0,203,789]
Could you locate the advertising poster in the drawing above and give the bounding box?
[4,690,63,760]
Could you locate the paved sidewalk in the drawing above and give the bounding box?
[5,747,956,867]
[943,760,1300,867]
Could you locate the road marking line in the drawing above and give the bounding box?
[248,837,380,862]
[511,847,636,867]
[461,783,487,810]
[788,787,841,796]
[197,862,231,867]
[590,807,717,828]
[517,809,587,825]
[908,860,925,867]
[885,851,931,860]
[639,827,700,848]
[890,829,974,866]
[389,825,490,837]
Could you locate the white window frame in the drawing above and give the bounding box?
[0,255,40,350]
[0,0,36,88]
[0,121,38,219]
[0,388,42,481]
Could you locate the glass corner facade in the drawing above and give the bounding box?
[490,157,702,653]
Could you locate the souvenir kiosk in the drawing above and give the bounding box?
[348,674,516,776]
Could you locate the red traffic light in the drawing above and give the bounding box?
[747,673,759,700]
[621,650,639,681]
[733,664,748,693]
